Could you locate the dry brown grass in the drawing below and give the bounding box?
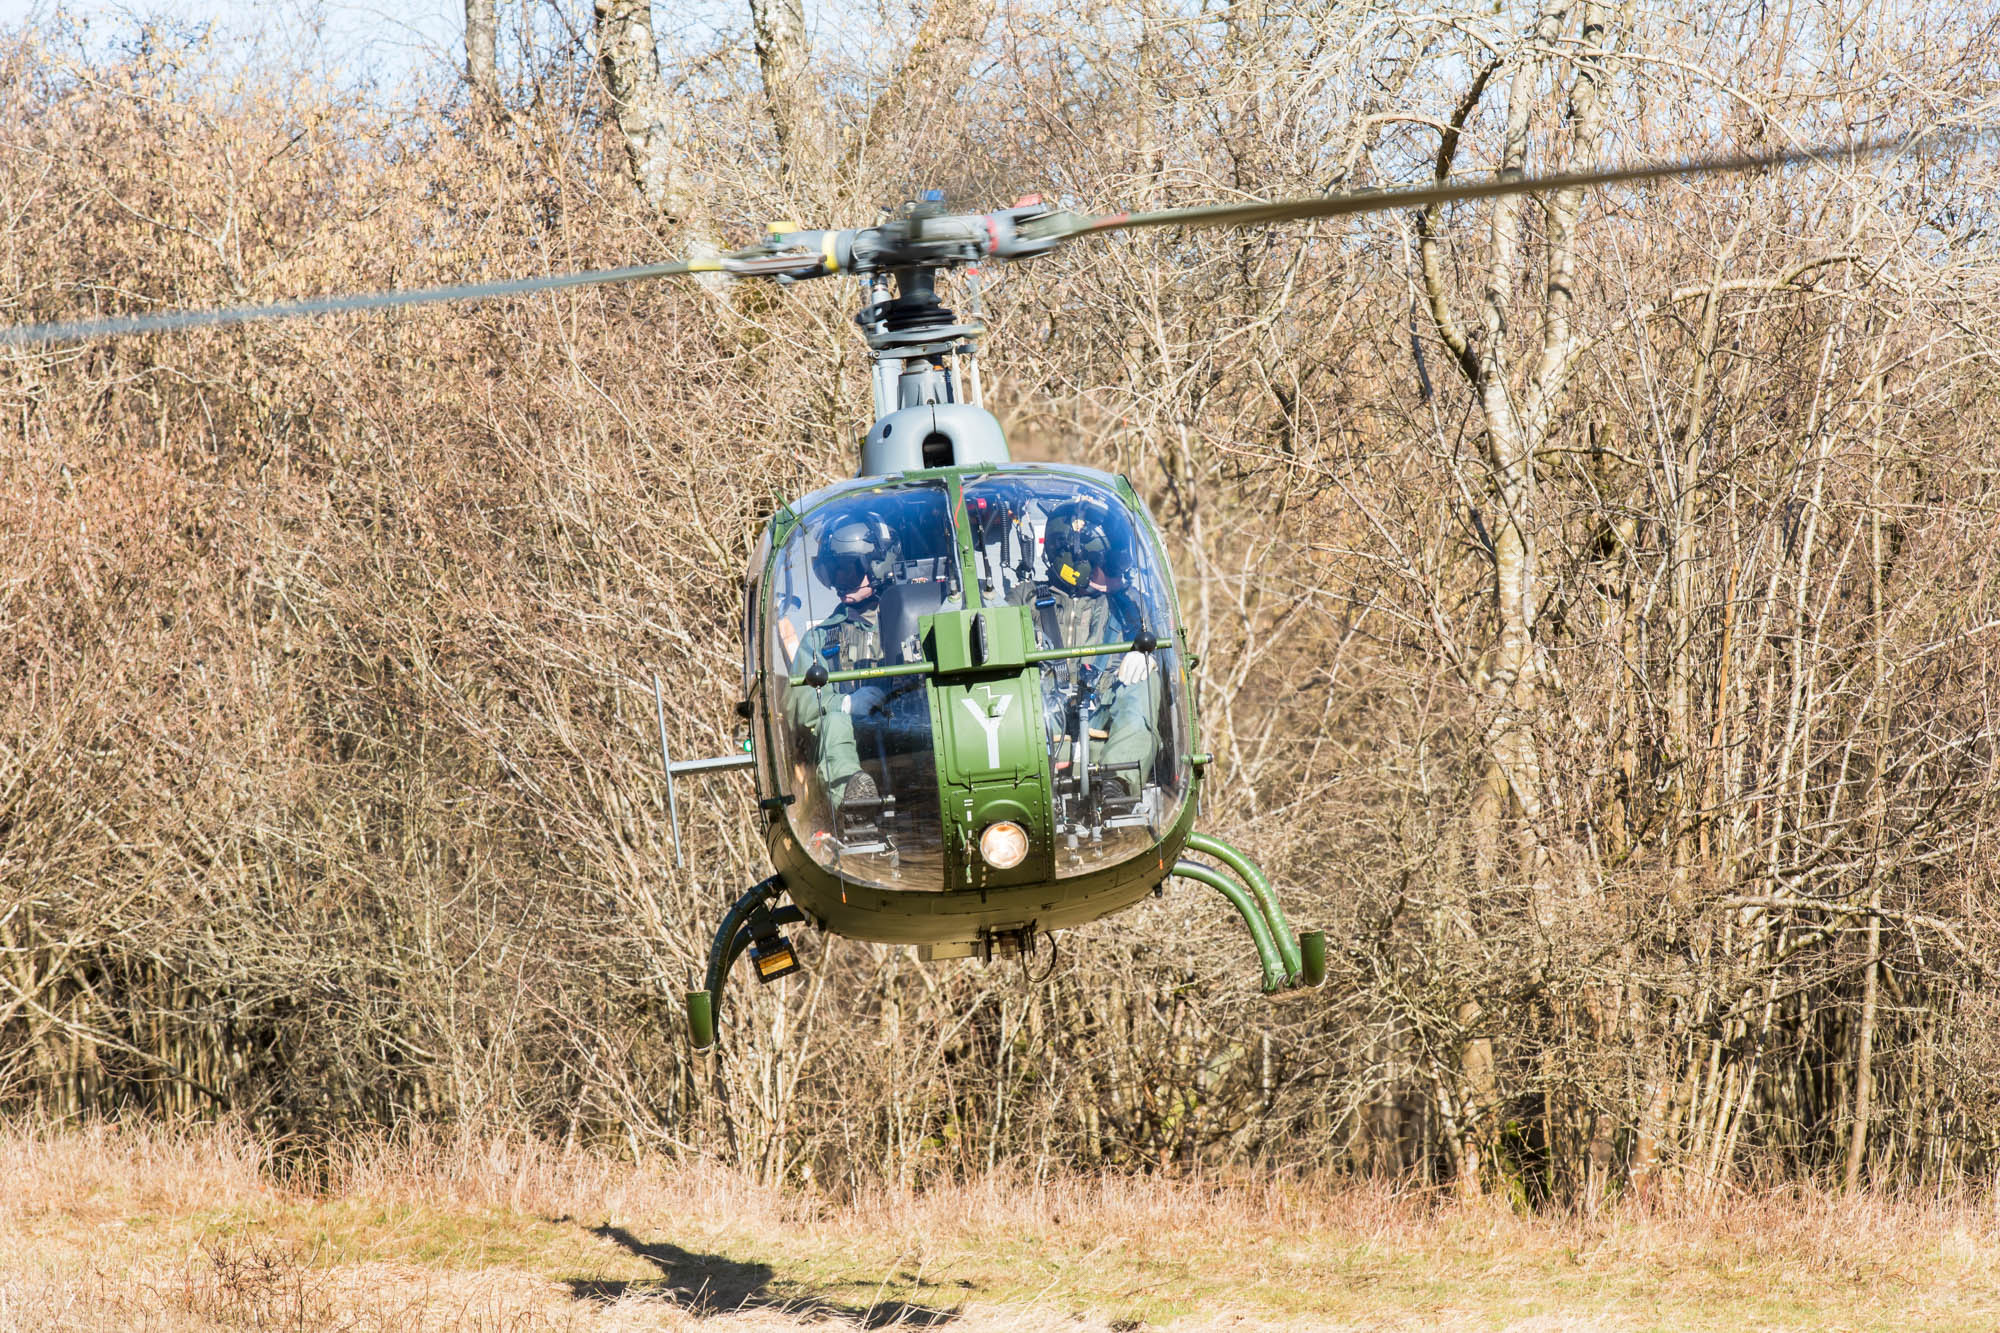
[4,1123,2000,1331]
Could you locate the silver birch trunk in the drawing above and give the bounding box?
[593,0,692,219]
[465,0,498,106]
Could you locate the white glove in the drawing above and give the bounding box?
[843,684,888,715]
[1116,651,1153,686]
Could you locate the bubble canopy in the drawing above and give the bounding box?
[755,467,1191,894]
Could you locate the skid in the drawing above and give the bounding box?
[1175,831,1325,993]
[686,875,804,1049]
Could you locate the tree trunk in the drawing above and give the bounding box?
[464,0,499,106]
[1846,370,1891,1193]
[593,0,692,219]
[748,0,824,183]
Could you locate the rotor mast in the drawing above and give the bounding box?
[858,261,985,422]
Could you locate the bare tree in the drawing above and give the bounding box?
[748,0,824,184]
[858,0,995,177]
[1402,0,1611,1196]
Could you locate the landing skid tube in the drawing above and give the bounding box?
[685,838,1322,1047]
[1174,831,1325,993]
[685,875,804,1050]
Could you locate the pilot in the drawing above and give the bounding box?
[784,510,899,810]
[1013,494,1161,791]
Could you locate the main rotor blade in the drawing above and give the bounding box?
[0,256,721,348]
[1062,131,1950,240]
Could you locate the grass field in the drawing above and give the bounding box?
[4,1124,1998,1331]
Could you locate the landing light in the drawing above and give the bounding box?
[979,821,1030,870]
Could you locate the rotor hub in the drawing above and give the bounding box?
[877,267,954,333]
[859,265,982,355]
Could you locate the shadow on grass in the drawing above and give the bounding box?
[566,1223,965,1327]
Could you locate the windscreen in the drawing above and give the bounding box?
[961,472,1190,875]
[763,482,962,891]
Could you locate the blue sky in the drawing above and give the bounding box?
[0,0,491,93]
[0,0,775,95]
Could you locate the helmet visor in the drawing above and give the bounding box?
[820,552,872,592]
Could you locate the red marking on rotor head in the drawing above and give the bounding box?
[986,217,1001,251]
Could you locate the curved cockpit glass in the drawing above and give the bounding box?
[763,470,1189,892]
[961,472,1190,876]
[765,482,963,889]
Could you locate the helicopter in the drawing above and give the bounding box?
[1,132,1928,1048]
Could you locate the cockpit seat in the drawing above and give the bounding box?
[877,577,950,665]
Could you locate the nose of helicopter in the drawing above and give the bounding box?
[929,606,1054,887]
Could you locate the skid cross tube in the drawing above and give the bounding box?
[1185,831,1303,983]
[1173,860,1285,993]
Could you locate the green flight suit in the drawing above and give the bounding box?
[783,599,884,801]
[1012,583,1161,784]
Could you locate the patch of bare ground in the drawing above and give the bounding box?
[3,1124,1998,1332]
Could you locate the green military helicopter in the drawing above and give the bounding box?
[641,193,1325,1048]
[2,133,1918,1047]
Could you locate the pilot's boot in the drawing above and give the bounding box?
[815,708,861,796]
[841,771,880,808]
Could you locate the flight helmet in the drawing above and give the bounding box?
[1043,493,1131,593]
[811,509,899,596]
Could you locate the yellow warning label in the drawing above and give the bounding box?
[1060,563,1079,584]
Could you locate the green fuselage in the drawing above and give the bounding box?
[748,463,1201,947]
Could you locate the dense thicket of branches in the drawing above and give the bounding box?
[4,1,1999,1205]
